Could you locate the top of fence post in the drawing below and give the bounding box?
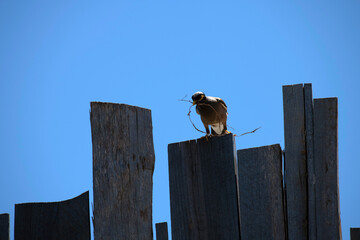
[237,144,285,240]
[168,134,240,240]
[313,98,341,239]
[90,102,155,240]
[282,84,308,240]
[14,191,90,240]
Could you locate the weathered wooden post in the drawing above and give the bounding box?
[90,102,155,240]
[282,84,308,240]
[168,134,240,240]
[284,84,342,239]
[155,222,169,240]
[14,191,90,240]
[314,98,341,239]
[237,144,286,240]
[351,228,360,240]
[0,213,9,240]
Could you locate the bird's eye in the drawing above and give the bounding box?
[192,92,205,102]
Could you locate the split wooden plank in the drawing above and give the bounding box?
[14,191,90,240]
[90,102,155,240]
[168,134,240,240]
[304,83,316,240]
[314,98,341,240]
[237,144,286,240]
[282,84,308,240]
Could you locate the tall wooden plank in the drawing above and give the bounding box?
[0,214,9,240]
[168,134,240,240]
[168,138,206,240]
[282,84,308,240]
[237,144,286,240]
[90,102,155,240]
[14,191,90,240]
[156,222,169,240]
[351,228,360,240]
[304,83,316,240]
[314,98,341,239]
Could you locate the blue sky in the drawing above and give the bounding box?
[0,1,359,239]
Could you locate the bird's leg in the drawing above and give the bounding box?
[223,122,231,134]
[200,125,211,141]
[205,125,210,136]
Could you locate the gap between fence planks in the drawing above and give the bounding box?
[168,134,240,240]
[14,191,90,240]
[0,213,9,240]
[314,98,341,239]
[90,102,155,240]
[282,84,308,240]
[237,144,286,240]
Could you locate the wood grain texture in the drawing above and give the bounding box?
[168,134,240,240]
[237,144,286,240]
[0,213,9,240]
[351,228,360,240]
[14,191,90,240]
[155,222,168,240]
[282,84,308,240]
[314,98,342,240]
[90,102,155,240]
[304,83,316,240]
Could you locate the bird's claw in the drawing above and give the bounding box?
[200,134,211,141]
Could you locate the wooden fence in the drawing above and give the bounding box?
[0,83,350,240]
[167,83,342,240]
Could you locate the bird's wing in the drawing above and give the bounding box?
[195,105,200,115]
[215,97,227,111]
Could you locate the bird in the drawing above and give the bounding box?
[191,91,229,136]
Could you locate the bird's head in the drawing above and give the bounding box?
[192,91,206,105]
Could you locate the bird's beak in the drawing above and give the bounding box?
[192,100,196,106]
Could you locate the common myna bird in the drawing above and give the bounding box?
[192,91,229,136]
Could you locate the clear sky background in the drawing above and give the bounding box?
[0,1,359,239]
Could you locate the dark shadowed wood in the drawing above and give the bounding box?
[304,83,316,240]
[156,222,168,240]
[282,84,308,240]
[90,102,155,240]
[314,98,341,239]
[237,144,285,240]
[168,134,240,240]
[351,228,360,240]
[14,191,90,240]
[0,214,9,240]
